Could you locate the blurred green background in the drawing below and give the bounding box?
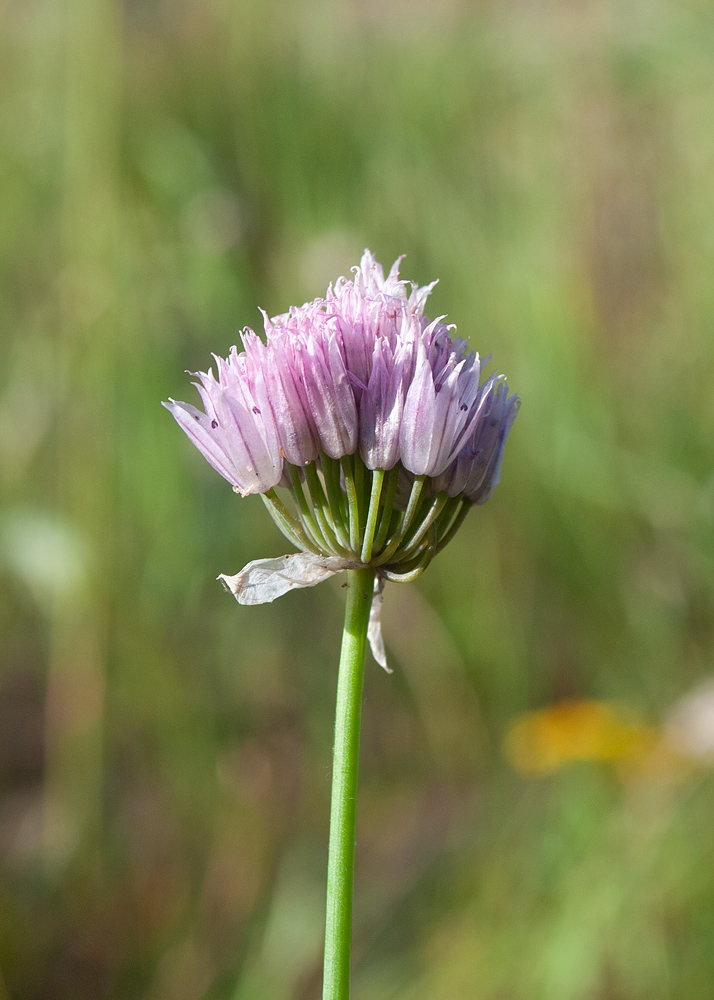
[2,0,714,996]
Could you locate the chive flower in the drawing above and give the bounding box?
[165,250,519,1000]
[164,249,518,618]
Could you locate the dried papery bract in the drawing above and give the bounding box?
[164,249,520,1000]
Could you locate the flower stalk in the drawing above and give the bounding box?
[323,567,375,1000]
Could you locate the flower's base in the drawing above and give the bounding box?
[263,453,470,581]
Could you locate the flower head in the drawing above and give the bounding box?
[165,250,519,644]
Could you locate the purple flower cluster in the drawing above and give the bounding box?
[165,250,519,504]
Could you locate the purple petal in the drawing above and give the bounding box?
[360,339,402,470]
[162,399,242,488]
[400,344,436,475]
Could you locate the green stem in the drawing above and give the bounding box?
[321,455,351,549]
[340,455,361,554]
[323,567,375,1000]
[397,492,449,559]
[305,464,349,557]
[372,465,400,556]
[287,465,333,553]
[261,490,315,552]
[434,499,470,555]
[380,558,431,582]
[381,528,437,581]
[360,469,384,564]
[373,474,426,565]
[354,453,366,537]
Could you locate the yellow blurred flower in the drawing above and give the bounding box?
[504,700,658,775]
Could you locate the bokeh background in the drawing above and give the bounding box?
[2,0,714,996]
